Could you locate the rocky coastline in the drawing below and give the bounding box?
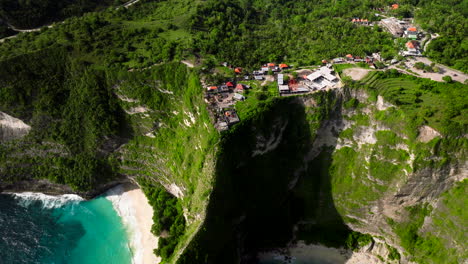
[0,176,132,200]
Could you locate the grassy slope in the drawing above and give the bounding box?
[111,63,219,263]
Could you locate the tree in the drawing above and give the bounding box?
[442,75,453,83]
[414,62,425,70]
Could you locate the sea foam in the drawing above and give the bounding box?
[9,192,84,209]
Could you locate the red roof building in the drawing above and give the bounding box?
[226,82,234,87]
[406,40,419,49]
[208,86,217,90]
[346,54,353,59]
[235,84,244,90]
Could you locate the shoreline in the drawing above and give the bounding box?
[105,183,160,264]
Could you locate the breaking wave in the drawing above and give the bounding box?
[9,192,84,209]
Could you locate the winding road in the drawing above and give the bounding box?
[0,0,142,42]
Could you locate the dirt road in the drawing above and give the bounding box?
[403,57,467,83]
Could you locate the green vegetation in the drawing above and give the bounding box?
[0,0,122,28]
[140,178,186,261]
[345,231,373,251]
[360,70,467,137]
[0,47,124,191]
[389,203,461,264]
[387,244,401,261]
[191,0,397,67]
[0,0,466,263]
[413,0,468,72]
[414,62,439,73]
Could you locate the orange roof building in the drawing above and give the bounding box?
[346,54,353,59]
[407,27,417,32]
[392,4,399,9]
[406,41,419,49]
[279,63,289,69]
[267,63,275,67]
[234,67,242,73]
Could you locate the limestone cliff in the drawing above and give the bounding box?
[178,85,466,264]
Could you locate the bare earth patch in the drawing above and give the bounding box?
[417,125,441,143]
[343,68,371,81]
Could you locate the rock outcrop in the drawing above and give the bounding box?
[0,111,31,141]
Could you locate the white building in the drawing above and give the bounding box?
[306,67,338,90]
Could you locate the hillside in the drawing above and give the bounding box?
[0,0,467,263]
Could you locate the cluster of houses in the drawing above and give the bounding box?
[379,17,418,38]
[378,16,423,57]
[253,63,289,80]
[277,65,339,95]
[332,53,380,65]
[351,18,372,26]
[205,80,249,131]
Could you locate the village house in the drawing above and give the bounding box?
[353,56,365,62]
[233,93,245,101]
[306,66,338,90]
[277,73,290,94]
[219,84,229,93]
[332,57,346,64]
[351,18,370,25]
[235,83,244,93]
[224,109,240,125]
[379,17,408,37]
[207,86,218,93]
[403,40,422,56]
[404,27,418,40]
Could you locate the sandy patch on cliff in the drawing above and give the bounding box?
[0,111,31,141]
[125,106,150,115]
[376,95,393,111]
[343,68,371,81]
[417,125,441,143]
[105,183,160,264]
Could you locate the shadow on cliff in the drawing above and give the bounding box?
[178,94,351,264]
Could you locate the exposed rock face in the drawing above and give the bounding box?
[324,88,467,263]
[417,125,441,143]
[0,111,31,141]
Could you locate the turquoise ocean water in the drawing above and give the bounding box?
[0,192,132,264]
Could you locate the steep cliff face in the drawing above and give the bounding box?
[1,58,465,264]
[330,88,467,263]
[179,84,466,264]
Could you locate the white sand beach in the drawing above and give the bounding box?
[105,183,160,264]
